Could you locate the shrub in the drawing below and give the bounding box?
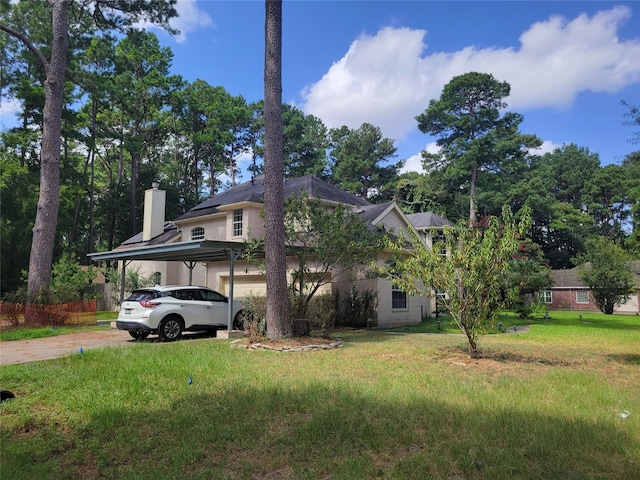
[340,287,377,328]
[306,291,338,337]
[240,293,267,342]
[50,253,97,302]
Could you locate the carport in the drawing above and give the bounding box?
[87,240,246,331]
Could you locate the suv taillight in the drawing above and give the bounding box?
[140,300,160,308]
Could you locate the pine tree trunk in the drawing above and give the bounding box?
[469,165,478,228]
[26,0,68,296]
[264,0,290,339]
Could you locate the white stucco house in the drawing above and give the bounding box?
[90,175,452,328]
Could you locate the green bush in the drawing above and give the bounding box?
[240,293,267,342]
[306,291,338,337]
[340,287,377,328]
[50,253,97,302]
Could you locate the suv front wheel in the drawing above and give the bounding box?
[158,316,183,342]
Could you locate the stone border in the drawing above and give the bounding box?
[230,338,344,352]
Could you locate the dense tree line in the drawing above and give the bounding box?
[1,2,638,296]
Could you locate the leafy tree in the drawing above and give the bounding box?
[246,100,265,178]
[50,253,97,302]
[505,145,599,269]
[263,0,289,339]
[501,241,551,318]
[622,100,639,145]
[416,72,540,226]
[384,206,531,358]
[281,104,329,179]
[393,172,447,216]
[622,152,640,254]
[111,29,182,235]
[0,0,177,297]
[0,151,39,293]
[574,237,635,314]
[329,122,402,201]
[283,193,384,318]
[585,164,629,242]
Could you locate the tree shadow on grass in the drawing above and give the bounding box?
[540,317,640,332]
[2,383,638,479]
[130,330,221,344]
[607,353,640,365]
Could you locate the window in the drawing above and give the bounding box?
[191,227,205,241]
[392,283,407,309]
[233,209,243,237]
[576,290,589,304]
[200,289,227,302]
[151,272,162,286]
[541,290,552,304]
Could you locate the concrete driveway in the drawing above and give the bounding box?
[0,328,229,366]
[0,329,135,365]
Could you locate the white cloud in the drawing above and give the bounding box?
[0,97,21,128]
[140,0,213,44]
[401,138,563,174]
[531,140,561,156]
[400,142,440,174]
[301,6,640,142]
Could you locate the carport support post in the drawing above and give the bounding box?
[227,249,241,331]
[119,260,127,305]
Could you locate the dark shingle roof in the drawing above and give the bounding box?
[549,267,585,289]
[357,203,393,225]
[175,175,371,221]
[121,223,180,246]
[551,263,640,289]
[406,212,454,229]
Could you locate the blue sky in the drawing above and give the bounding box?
[2,1,640,179]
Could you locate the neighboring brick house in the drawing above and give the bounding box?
[544,266,640,314]
[97,175,453,328]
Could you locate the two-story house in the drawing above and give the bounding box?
[90,175,453,328]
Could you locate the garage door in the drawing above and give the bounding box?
[220,275,267,299]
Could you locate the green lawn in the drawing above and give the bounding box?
[1,311,639,479]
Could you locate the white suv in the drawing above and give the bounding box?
[116,286,244,341]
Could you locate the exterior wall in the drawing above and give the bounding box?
[373,276,430,328]
[244,206,265,240]
[331,268,430,328]
[547,288,640,314]
[210,258,266,298]
[176,204,265,242]
[615,292,639,314]
[179,215,226,241]
[376,208,410,234]
[547,288,599,311]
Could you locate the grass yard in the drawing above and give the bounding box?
[1,312,639,479]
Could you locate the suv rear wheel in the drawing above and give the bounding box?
[158,316,183,342]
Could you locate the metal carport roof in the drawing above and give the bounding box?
[87,240,248,331]
[87,240,246,263]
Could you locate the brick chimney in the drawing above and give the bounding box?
[143,182,166,241]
